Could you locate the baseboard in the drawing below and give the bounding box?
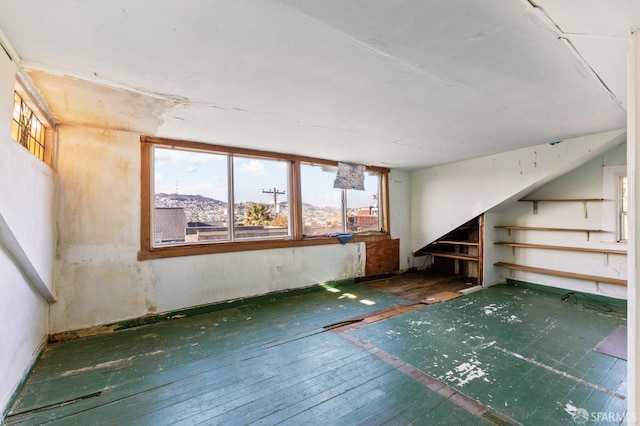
[354,267,418,283]
[2,336,47,421]
[506,278,627,311]
[49,278,356,343]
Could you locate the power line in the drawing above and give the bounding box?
[262,187,285,216]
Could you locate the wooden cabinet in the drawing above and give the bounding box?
[365,239,399,276]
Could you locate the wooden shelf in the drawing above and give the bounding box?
[518,198,603,218]
[494,226,602,232]
[494,242,626,256]
[414,215,484,286]
[434,240,479,246]
[519,198,604,202]
[424,252,478,261]
[494,225,603,241]
[494,262,626,286]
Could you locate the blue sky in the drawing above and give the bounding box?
[153,147,379,208]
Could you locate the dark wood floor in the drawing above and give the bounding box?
[363,272,478,302]
[5,274,627,425]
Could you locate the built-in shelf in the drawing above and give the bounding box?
[494,225,603,241]
[519,198,604,202]
[494,262,626,287]
[423,252,478,261]
[434,240,479,246]
[494,199,620,288]
[494,241,626,256]
[519,198,604,218]
[414,215,484,285]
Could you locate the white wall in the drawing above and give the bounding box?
[388,169,413,270]
[490,143,627,298]
[0,54,54,415]
[51,125,410,333]
[410,129,627,254]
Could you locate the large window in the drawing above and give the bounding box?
[140,137,389,259]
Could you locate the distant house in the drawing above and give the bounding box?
[154,208,187,244]
[350,207,379,231]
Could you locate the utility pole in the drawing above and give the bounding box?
[262,187,285,216]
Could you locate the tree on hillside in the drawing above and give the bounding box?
[244,203,273,226]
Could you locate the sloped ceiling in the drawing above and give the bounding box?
[0,0,637,169]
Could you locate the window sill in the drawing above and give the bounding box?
[138,233,390,260]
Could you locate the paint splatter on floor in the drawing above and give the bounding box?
[443,356,489,386]
[353,283,627,425]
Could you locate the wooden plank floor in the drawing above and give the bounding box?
[354,282,628,425]
[5,275,627,425]
[363,272,477,302]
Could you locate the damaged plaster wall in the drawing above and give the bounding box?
[51,126,150,333]
[148,244,364,314]
[410,129,627,255]
[50,125,397,333]
[0,55,53,415]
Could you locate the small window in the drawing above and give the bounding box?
[300,163,382,236]
[233,155,290,240]
[152,146,292,248]
[346,171,381,233]
[11,90,46,162]
[153,146,229,246]
[301,164,344,236]
[618,175,628,242]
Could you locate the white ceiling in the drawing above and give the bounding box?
[0,0,637,169]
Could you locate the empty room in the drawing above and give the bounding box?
[1,1,639,425]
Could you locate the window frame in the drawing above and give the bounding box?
[139,136,390,260]
[602,164,628,246]
[617,173,628,243]
[11,82,53,165]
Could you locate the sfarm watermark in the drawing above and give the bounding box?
[568,406,633,424]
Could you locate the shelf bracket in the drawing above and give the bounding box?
[583,201,588,219]
[532,200,538,215]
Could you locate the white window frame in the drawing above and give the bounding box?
[602,165,627,245]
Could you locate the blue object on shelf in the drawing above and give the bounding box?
[329,232,353,244]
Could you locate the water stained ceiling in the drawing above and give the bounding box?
[0,0,637,169]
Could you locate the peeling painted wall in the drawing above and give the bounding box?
[51,126,384,333]
[51,127,150,333]
[148,245,364,313]
[0,55,53,415]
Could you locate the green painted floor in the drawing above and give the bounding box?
[5,281,627,425]
[352,284,627,425]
